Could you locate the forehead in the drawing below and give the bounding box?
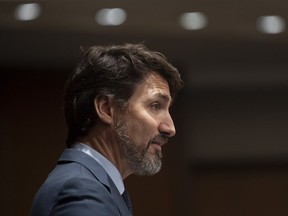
[129,71,171,102]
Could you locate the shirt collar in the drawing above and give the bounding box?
[72,142,125,194]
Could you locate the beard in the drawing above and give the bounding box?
[115,120,163,176]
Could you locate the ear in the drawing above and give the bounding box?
[94,95,114,125]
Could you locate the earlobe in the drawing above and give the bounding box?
[94,95,113,124]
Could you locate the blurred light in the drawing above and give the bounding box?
[15,3,41,21]
[179,12,207,30]
[257,15,286,34]
[95,8,127,26]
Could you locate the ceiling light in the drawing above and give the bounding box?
[257,15,286,34]
[15,3,41,21]
[95,8,127,26]
[179,12,208,30]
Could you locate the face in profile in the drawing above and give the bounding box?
[115,71,176,176]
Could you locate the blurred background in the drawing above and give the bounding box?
[1,0,288,215]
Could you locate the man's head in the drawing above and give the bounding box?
[64,43,183,150]
[114,71,177,176]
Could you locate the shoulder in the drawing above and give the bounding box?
[31,175,117,216]
[31,160,118,216]
[50,176,119,215]
[58,175,110,195]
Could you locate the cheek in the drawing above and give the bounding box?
[126,106,159,143]
[128,117,156,144]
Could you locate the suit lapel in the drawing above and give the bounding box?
[58,149,132,215]
[108,177,132,216]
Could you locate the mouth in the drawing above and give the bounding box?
[150,135,169,148]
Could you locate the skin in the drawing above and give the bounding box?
[81,71,176,179]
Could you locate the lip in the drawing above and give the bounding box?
[151,141,162,147]
[151,137,168,147]
[150,142,162,151]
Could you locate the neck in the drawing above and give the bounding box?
[79,125,132,179]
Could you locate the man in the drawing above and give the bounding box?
[30,43,183,216]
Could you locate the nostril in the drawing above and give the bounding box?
[159,122,176,138]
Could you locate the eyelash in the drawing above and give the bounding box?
[151,102,161,110]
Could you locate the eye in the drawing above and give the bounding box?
[150,102,161,110]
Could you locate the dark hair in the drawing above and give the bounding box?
[64,43,183,147]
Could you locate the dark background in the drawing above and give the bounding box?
[1,1,288,215]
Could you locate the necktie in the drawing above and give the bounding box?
[122,190,133,214]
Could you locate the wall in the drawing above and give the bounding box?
[1,40,288,216]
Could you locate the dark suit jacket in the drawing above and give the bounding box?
[30,149,132,216]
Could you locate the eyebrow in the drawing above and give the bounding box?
[154,92,172,104]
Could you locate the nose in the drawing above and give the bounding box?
[159,113,176,138]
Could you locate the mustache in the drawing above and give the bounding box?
[150,133,169,146]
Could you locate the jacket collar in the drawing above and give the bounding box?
[58,148,132,216]
[58,148,110,188]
